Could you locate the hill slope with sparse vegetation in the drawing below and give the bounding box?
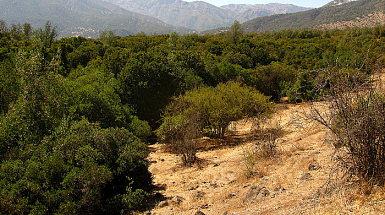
[205,0,384,34]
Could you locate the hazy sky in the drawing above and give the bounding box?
[185,0,332,8]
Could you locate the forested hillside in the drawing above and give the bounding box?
[1,19,385,213]
[0,0,192,38]
[206,0,385,34]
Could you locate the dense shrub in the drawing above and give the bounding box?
[164,81,273,138]
[157,81,273,165]
[0,119,152,214]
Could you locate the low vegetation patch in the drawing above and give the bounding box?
[156,81,273,166]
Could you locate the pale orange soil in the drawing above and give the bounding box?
[141,81,385,214]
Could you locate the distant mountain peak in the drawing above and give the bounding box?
[324,0,356,7]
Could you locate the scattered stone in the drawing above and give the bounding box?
[243,186,270,202]
[171,196,185,205]
[271,187,286,198]
[274,187,286,194]
[298,173,313,181]
[188,185,199,191]
[158,200,169,208]
[195,211,205,215]
[308,161,321,171]
[150,160,157,163]
[210,182,219,188]
[193,191,206,200]
[200,204,210,209]
[150,167,160,174]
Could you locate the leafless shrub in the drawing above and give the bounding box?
[178,114,203,166]
[252,118,286,159]
[242,146,257,178]
[304,65,385,185]
[156,113,203,166]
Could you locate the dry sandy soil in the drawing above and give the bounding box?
[140,75,385,215]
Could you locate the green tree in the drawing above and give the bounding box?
[22,23,32,39]
[99,30,117,47]
[227,20,244,45]
[34,21,57,48]
[0,20,7,32]
[160,81,273,139]
[118,50,179,124]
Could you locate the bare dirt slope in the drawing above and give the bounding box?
[143,99,385,214]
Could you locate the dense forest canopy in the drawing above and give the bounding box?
[1,20,385,213]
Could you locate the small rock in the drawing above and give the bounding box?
[273,187,286,194]
[222,212,232,215]
[271,187,286,198]
[259,187,270,197]
[200,204,210,209]
[150,167,160,174]
[210,182,219,188]
[158,200,169,208]
[188,185,199,191]
[298,173,313,181]
[193,191,206,200]
[170,196,185,205]
[161,159,165,162]
[195,211,205,215]
[213,163,220,167]
[243,186,270,202]
[308,162,321,171]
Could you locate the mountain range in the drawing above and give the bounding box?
[102,0,311,31]
[0,0,311,38]
[0,0,193,38]
[1,0,382,38]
